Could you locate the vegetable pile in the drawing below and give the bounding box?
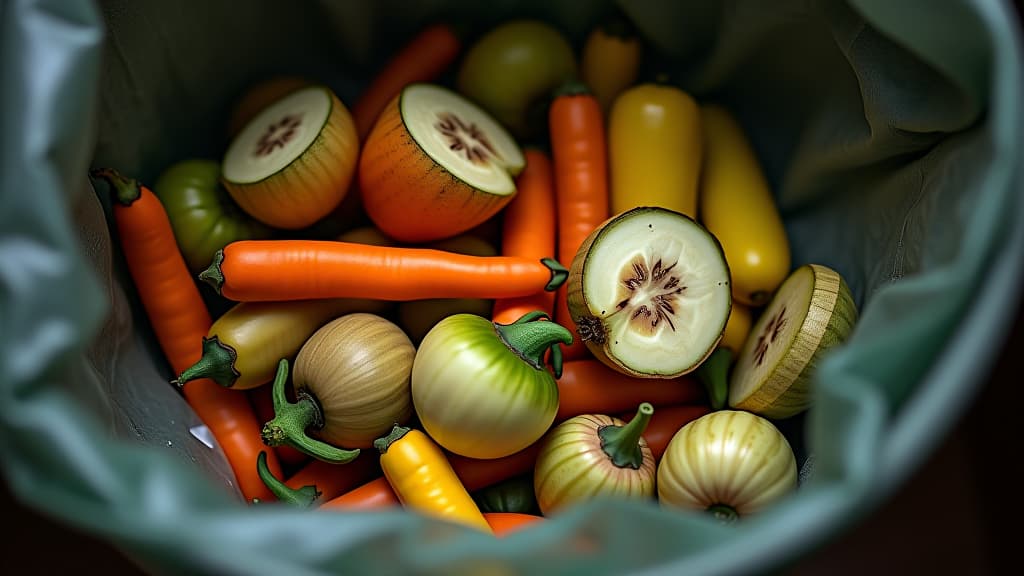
[89,9,859,534]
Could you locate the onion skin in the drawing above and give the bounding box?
[657,410,797,522]
[293,313,415,449]
[533,404,656,515]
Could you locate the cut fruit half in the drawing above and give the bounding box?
[566,206,732,378]
[728,264,858,419]
[359,83,525,243]
[222,84,359,230]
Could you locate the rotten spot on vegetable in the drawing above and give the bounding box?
[577,316,606,344]
[255,114,303,156]
[753,305,788,367]
[614,254,686,336]
[436,111,501,165]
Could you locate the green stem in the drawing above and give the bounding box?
[260,359,361,464]
[172,336,240,388]
[254,450,321,507]
[373,424,411,454]
[494,311,573,378]
[599,402,654,469]
[89,168,142,206]
[541,258,569,291]
[197,249,225,295]
[552,79,592,99]
[707,504,739,525]
[696,348,732,411]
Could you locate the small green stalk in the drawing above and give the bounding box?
[254,450,320,507]
[599,402,654,469]
[89,168,142,207]
[494,311,573,378]
[707,504,739,525]
[260,359,360,464]
[373,424,411,454]
[172,336,240,388]
[541,258,569,291]
[696,348,732,411]
[197,249,225,294]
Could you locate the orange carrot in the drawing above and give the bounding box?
[90,168,282,503]
[285,453,382,503]
[199,240,567,302]
[492,149,558,324]
[618,404,711,461]
[320,442,540,510]
[549,83,609,360]
[485,512,545,537]
[353,23,462,140]
[556,360,706,422]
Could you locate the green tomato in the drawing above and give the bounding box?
[472,474,540,515]
[153,159,272,273]
[456,19,577,140]
[411,311,572,460]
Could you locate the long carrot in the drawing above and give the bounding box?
[199,240,567,302]
[556,360,706,422]
[353,23,462,140]
[284,452,382,503]
[492,149,558,324]
[320,441,540,510]
[549,83,609,360]
[618,403,711,461]
[485,512,545,537]
[89,168,282,503]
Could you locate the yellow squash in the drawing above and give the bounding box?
[374,425,493,534]
[608,82,702,218]
[580,12,642,115]
[698,104,791,307]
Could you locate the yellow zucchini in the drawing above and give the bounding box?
[698,104,791,307]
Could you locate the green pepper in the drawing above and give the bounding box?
[471,473,540,515]
[153,159,272,273]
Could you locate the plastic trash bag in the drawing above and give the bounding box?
[2,0,1022,574]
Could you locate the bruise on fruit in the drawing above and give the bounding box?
[255,114,303,156]
[753,305,788,367]
[436,112,501,165]
[613,254,686,337]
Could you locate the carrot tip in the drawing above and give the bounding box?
[198,250,225,295]
[89,167,142,206]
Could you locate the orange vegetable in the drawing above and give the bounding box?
[492,149,558,324]
[556,360,706,422]
[352,23,462,141]
[617,403,711,461]
[549,83,609,360]
[375,425,493,533]
[89,168,282,503]
[198,240,567,302]
[227,76,310,138]
[485,512,545,537]
[284,453,382,503]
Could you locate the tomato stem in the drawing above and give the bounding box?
[374,424,411,454]
[198,249,225,294]
[695,348,732,410]
[260,359,361,464]
[172,336,240,388]
[255,450,320,507]
[707,504,739,524]
[494,311,573,378]
[599,402,654,469]
[89,167,142,207]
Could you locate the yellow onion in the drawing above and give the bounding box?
[534,403,656,515]
[657,410,797,522]
[261,313,414,463]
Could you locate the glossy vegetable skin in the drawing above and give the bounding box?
[549,83,609,360]
[375,425,493,533]
[89,168,282,502]
[199,240,567,302]
[556,359,705,422]
[698,104,791,306]
[485,512,544,537]
[617,403,710,461]
[608,82,702,218]
[153,159,271,273]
